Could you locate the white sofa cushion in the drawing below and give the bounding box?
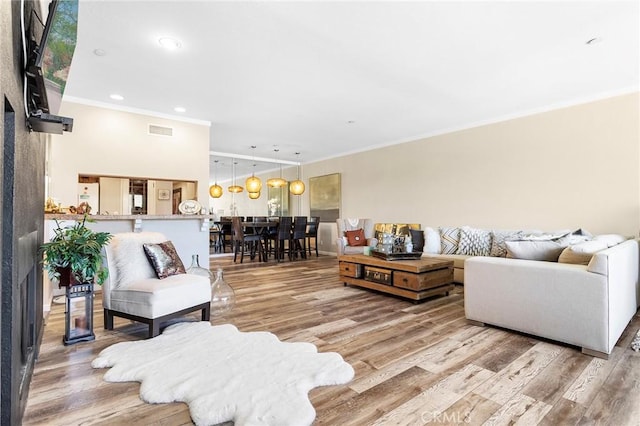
[505,239,567,261]
[593,234,627,247]
[109,273,210,318]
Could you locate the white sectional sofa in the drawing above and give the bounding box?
[412,225,639,358]
[464,238,639,358]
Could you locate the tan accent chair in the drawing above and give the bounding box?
[102,232,211,338]
[336,218,378,255]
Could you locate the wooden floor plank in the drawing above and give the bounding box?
[22,255,640,425]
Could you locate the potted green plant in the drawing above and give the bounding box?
[41,215,113,287]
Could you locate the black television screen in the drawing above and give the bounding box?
[25,0,78,133]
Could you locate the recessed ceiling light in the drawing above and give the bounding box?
[174,106,186,113]
[93,48,106,56]
[158,37,182,50]
[109,94,124,101]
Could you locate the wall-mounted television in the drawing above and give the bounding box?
[25,0,78,134]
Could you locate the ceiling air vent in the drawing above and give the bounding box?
[148,124,173,137]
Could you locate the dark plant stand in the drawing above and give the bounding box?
[63,283,95,345]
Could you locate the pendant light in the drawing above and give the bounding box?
[267,148,287,188]
[228,160,243,193]
[209,160,223,198]
[248,191,261,200]
[289,152,305,195]
[245,146,262,193]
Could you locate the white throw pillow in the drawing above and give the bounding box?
[558,240,608,265]
[423,227,441,254]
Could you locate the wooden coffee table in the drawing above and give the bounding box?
[338,254,454,301]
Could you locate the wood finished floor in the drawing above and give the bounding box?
[24,255,640,426]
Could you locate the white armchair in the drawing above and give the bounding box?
[336,218,378,255]
[102,232,211,338]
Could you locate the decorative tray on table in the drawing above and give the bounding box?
[371,250,423,261]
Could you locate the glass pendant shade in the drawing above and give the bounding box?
[245,175,262,193]
[211,268,236,315]
[290,179,305,195]
[209,184,223,198]
[228,185,243,193]
[248,191,260,200]
[267,177,287,188]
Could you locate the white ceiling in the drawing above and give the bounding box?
[64,1,639,183]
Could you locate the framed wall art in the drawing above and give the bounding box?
[158,189,170,200]
[309,173,341,222]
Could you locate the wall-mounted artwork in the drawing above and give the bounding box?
[267,184,289,217]
[158,189,170,200]
[309,173,341,222]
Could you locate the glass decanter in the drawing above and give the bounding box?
[211,268,236,315]
[186,254,212,280]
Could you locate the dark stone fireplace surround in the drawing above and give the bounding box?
[1,1,48,423]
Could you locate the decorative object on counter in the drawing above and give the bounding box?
[186,254,212,280]
[210,267,235,315]
[68,202,91,215]
[40,214,112,287]
[178,199,201,215]
[45,196,63,213]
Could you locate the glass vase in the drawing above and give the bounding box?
[186,254,212,280]
[211,268,236,315]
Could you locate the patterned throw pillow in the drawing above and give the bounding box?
[439,227,460,254]
[143,241,186,279]
[457,226,492,256]
[490,230,524,257]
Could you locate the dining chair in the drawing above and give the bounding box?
[291,216,308,260]
[219,217,233,253]
[306,216,320,257]
[270,216,292,262]
[231,217,264,263]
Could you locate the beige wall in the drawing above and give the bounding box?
[48,101,210,211]
[298,93,639,253]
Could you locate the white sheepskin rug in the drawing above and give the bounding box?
[92,322,354,426]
